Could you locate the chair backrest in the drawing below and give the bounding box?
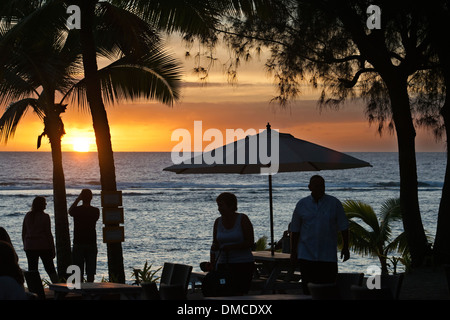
[159,263,193,300]
[308,283,340,300]
[170,264,193,289]
[336,272,364,300]
[23,271,46,300]
[160,263,174,285]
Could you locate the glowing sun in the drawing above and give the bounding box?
[72,137,92,152]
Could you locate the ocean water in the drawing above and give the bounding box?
[0,151,446,282]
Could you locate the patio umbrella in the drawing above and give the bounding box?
[164,123,371,254]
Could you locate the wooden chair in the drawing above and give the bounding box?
[160,263,175,285]
[159,263,193,300]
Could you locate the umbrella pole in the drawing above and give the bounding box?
[269,174,274,256]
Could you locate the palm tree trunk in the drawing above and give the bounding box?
[385,75,430,267]
[42,87,72,280]
[379,255,389,275]
[49,130,72,278]
[77,0,125,283]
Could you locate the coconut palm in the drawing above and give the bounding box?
[0,13,81,276]
[64,0,271,282]
[343,198,409,275]
[0,3,182,278]
[1,0,273,282]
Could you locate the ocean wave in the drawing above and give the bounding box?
[0,182,16,187]
[85,180,101,186]
[0,178,443,196]
[2,212,22,217]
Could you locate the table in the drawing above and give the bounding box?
[49,282,142,300]
[252,251,300,293]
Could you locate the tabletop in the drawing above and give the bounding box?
[49,282,142,299]
[252,251,291,262]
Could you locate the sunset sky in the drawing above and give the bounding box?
[0,36,445,153]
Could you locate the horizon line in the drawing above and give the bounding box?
[0,150,444,153]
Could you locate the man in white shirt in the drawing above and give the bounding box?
[290,175,350,294]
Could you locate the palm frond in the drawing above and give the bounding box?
[0,2,80,97]
[95,1,161,60]
[0,68,40,107]
[113,0,220,36]
[66,47,183,108]
[343,199,380,234]
[347,220,377,257]
[0,1,67,50]
[0,98,41,143]
[0,0,43,25]
[344,198,410,270]
[378,198,402,247]
[386,232,408,256]
[380,198,402,222]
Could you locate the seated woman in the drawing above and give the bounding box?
[0,240,27,300]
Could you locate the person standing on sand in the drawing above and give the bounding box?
[69,189,100,282]
[290,175,350,294]
[22,196,59,283]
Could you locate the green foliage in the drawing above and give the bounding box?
[132,261,162,284]
[343,198,409,274]
[254,236,268,251]
[223,1,443,136]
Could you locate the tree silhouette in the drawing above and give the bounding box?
[223,0,442,267]
[0,0,183,280]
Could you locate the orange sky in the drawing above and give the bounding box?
[0,37,446,153]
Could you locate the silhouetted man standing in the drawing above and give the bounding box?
[69,189,100,282]
[290,175,350,294]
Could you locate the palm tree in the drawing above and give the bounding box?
[0,12,81,277]
[69,0,269,282]
[0,2,182,280]
[1,0,273,282]
[343,198,408,275]
[72,0,190,282]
